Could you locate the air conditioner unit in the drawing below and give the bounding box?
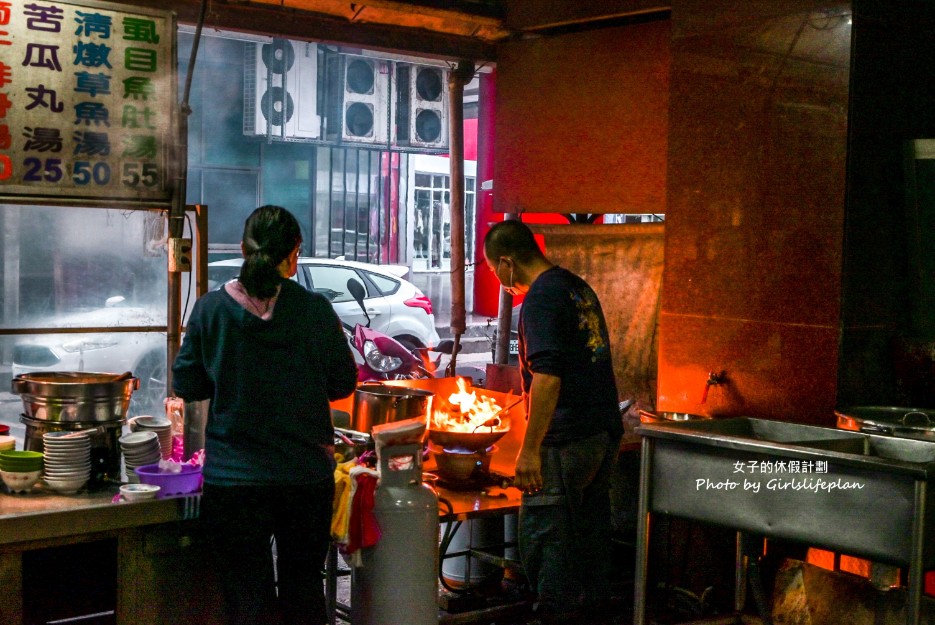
[393,63,448,150]
[340,55,390,144]
[244,38,320,140]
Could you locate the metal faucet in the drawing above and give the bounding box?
[701,370,727,403]
[707,371,726,386]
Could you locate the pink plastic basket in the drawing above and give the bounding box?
[134,463,203,497]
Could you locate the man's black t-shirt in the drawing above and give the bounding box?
[518,266,622,446]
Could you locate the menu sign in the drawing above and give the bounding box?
[0,0,176,207]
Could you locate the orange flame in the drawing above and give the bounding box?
[430,377,510,433]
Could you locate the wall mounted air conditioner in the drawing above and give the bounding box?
[244,39,320,140]
[339,54,391,144]
[393,63,448,150]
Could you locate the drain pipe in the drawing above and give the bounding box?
[446,60,474,377]
[171,0,207,460]
[167,0,207,393]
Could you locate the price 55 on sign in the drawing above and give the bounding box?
[0,0,176,208]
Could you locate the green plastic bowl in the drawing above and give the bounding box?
[0,451,44,473]
[0,450,43,460]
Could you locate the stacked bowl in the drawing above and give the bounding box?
[0,435,15,452]
[128,416,174,460]
[42,431,92,494]
[0,450,43,493]
[120,432,162,483]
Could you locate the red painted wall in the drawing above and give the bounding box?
[493,20,670,215]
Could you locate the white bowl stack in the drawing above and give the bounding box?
[119,431,162,483]
[42,431,92,494]
[129,416,174,460]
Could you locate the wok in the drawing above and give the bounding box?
[427,428,507,452]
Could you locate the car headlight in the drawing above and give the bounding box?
[61,336,120,353]
[363,340,403,373]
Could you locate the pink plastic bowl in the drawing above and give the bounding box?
[134,463,203,497]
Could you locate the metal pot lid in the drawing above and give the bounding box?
[835,406,935,433]
[12,371,139,396]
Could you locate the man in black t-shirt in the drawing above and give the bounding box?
[484,219,622,625]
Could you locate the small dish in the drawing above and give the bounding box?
[119,483,161,502]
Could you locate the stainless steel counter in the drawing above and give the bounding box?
[634,417,935,625]
[0,486,205,625]
[0,485,198,546]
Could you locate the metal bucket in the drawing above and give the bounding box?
[11,371,139,422]
[351,384,434,433]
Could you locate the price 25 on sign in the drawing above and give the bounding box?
[0,0,176,207]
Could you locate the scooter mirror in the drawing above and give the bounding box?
[346,278,370,326]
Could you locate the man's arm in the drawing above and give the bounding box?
[514,371,561,491]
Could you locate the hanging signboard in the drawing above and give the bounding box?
[0,0,176,208]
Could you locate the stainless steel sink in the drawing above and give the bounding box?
[633,416,935,625]
[866,435,935,463]
[636,416,935,474]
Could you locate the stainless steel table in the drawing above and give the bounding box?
[634,418,935,625]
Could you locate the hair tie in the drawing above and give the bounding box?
[243,237,261,255]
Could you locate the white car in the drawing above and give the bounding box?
[207,257,440,353]
[11,258,440,415]
[11,299,169,417]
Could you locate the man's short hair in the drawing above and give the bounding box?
[484,220,544,264]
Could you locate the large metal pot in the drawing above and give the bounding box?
[11,371,139,422]
[836,405,935,440]
[351,384,434,433]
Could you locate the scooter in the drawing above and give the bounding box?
[345,278,486,385]
[345,278,451,381]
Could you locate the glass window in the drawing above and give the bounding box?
[0,205,168,328]
[202,169,261,245]
[262,142,315,213]
[0,204,180,422]
[366,272,400,296]
[179,33,260,169]
[313,147,332,257]
[412,172,474,272]
[315,146,404,264]
[306,265,367,303]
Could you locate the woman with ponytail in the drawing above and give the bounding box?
[173,205,358,625]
